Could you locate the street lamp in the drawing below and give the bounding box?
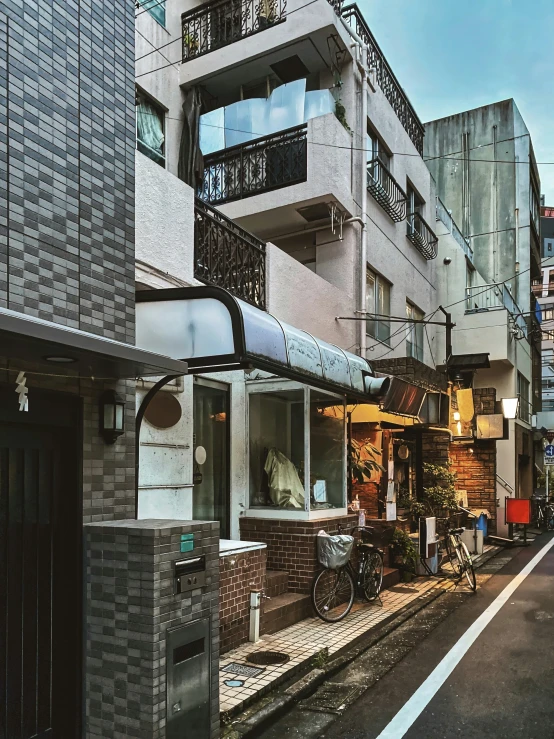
[501,397,519,420]
[100,390,125,443]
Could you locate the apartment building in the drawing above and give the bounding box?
[134,0,450,653]
[535,204,554,431]
[426,101,541,524]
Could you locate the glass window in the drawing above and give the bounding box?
[137,0,166,26]
[249,387,305,509]
[366,268,391,344]
[248,383,346,513]
[310,394,346,511]
[406,302,424,362]
[136,89,165,167]
[517,372,531,423]
[366,130,390,168]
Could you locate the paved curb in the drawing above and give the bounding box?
[222,545,505,738]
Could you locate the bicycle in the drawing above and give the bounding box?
[311,525,395,623]
[437,507,476,592]
[534,497,554,530]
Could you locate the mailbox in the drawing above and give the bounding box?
[167,618,211,739]
[174,555,206,594]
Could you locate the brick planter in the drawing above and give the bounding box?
[219,547,266,654]
[240,515,358,594]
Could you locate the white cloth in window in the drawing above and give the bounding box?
[264,448,305,509]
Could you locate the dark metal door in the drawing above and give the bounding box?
[0,420,81,739]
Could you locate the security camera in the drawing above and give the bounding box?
[443,257,452,265]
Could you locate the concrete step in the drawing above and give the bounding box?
[265,570,289,598]
[261,592,312,635]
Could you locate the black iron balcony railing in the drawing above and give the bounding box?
[366,158,407,222]
[194,197,266,309]
[201,124,308,206]
[182,0,286,61]
[406,212,438,260]
[341,4,425,156]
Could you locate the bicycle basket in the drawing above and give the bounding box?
[317,534,354,570]
[362,527,395,549]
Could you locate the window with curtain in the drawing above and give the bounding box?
[406,302,424,362]
[406,183,424,237]
[138,0,166,26]
[366,268,391,344]
[136,89,165,167]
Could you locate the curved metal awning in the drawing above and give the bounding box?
[136,286,390,403]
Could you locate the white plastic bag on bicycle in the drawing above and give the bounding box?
[316,532,354,570]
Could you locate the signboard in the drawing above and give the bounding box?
[545,444,554,466]
[545,456,554,466]
[506,498,531,525]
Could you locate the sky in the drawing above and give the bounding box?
[358,0,554,203]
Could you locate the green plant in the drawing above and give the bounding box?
[335,100,350,132]
[397,485,411,509]
[349,438,384,484]
[422,462,457,516]
[390,528,418,572]
[312,647,329,669]
[408,499,426,519]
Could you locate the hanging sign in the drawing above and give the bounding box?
[545,445,554,465]
[506,498,531,525]
[15,371,28,412]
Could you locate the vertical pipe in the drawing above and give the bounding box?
[359,45,369,359]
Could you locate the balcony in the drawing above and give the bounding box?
[465,283,527,337]
[181,0,287,62]
[366,158,407,222]
[201,124,308,206]
[406,212,438,260]
[194,197,266,309]
[341,4,425,155]
[435,197,473,263]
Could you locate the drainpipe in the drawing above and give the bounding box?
[269,216,364,242]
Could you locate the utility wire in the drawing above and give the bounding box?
[136,0,166,19]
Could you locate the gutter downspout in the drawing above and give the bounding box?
[341,16,370,359]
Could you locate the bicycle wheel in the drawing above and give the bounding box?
[311,567,355,622]
[361,550,384,602]
[445,534,462,575]
[547,507,554,531]
[456,542,476,591]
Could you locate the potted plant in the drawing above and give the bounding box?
[421,462,457,517]
[397,485,410,518]
[349,438,384,485]
[183,34,199,57]
[389,528,418,581]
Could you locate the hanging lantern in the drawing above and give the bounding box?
[100,390,125,444]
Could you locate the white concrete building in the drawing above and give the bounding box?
[134,0,442,542]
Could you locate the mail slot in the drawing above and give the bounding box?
[174,555,206,594]
[167,618,211,739]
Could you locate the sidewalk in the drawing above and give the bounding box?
[219,544,500,719]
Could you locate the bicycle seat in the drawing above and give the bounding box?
[448,527,464,535]
[357,542,377,551]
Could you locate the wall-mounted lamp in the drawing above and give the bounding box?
[100,390,125,444]
[453,411,461,421]
[501,397,519,420]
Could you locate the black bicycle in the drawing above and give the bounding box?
[534,496,554,530]
[311,526,395,622]
[437,508,476,592]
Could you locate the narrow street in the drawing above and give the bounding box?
[257,534,554,739]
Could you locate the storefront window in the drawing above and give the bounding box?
[248,381,347,514]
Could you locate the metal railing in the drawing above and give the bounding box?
[518,395,532,424]
[406,212,438,260]
[194,198,266,309]
[435,197,473,263]
[366,158,407,222]
[465,283,527,337]
[342,4,425,155]
[182,0,286,61]
[200,124,308,205]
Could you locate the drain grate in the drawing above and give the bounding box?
[221,662,265,678]
[246,650,290,666]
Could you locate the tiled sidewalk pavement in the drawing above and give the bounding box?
[219,545,499,716]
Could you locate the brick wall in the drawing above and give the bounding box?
[240,515,358,594]
[219,547,267,654]
[372,357,448,392]
[85,520,220,739]
[450,443,497,532]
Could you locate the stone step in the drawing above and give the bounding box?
[261,592,312,635]
[265,570,289,598]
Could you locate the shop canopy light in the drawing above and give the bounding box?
[501,397,519,420]
[100,390,125,444]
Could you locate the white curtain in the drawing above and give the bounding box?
[137,100,164,158]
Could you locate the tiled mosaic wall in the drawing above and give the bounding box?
[0,0,135,343]
[220,548,266,654]
[240,515,357,594]
[85,520,220,739]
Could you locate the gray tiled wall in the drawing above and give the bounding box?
[85,520,220,739]
[0,0,135,343]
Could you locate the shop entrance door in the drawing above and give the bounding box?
[0,391,81,738]
[193,379,230,538]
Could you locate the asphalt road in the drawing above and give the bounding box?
[320,533,554,739]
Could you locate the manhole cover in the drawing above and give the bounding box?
[246,650,290,666]
[221,662,265,678]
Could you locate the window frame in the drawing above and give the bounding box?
[366,267,392,345]
[138,0,166,27]
[136,88,166,168]
[405,301,424,362]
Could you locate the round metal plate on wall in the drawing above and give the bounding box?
[143,392,182,429]
[195,445,207,465]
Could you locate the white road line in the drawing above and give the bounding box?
[377,537,554,739]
